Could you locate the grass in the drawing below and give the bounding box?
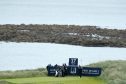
[88,60,126,84]
[0,60,126,84]
[0,77,106,84]
[0,68,47,79]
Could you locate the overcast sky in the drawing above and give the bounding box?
[0,0,126,29]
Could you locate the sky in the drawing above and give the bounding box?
[0,0,126,29]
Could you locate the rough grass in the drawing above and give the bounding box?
[88,60,126,84]
[1,77,106,84]
[0,80,14,84]
[0,68,47,79]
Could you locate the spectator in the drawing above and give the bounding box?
[78,65,82,78]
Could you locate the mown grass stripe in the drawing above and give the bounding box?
[1,77,106,84]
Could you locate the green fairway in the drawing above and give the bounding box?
[1,77,106,84]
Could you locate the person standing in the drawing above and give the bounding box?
[61,65,65,77]
[78,65,82,78]
[55,70,59,77]
[64,64,67,76]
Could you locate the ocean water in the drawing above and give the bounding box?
[0,42,126,71]
[0,0,126,29]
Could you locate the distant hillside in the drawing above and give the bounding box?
[88,60,126,84]
[0,24,126,47]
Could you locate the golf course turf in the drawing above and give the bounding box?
[0,77,106,84]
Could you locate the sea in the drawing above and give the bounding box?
[0,0,126,70]
[0,42,126,70]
